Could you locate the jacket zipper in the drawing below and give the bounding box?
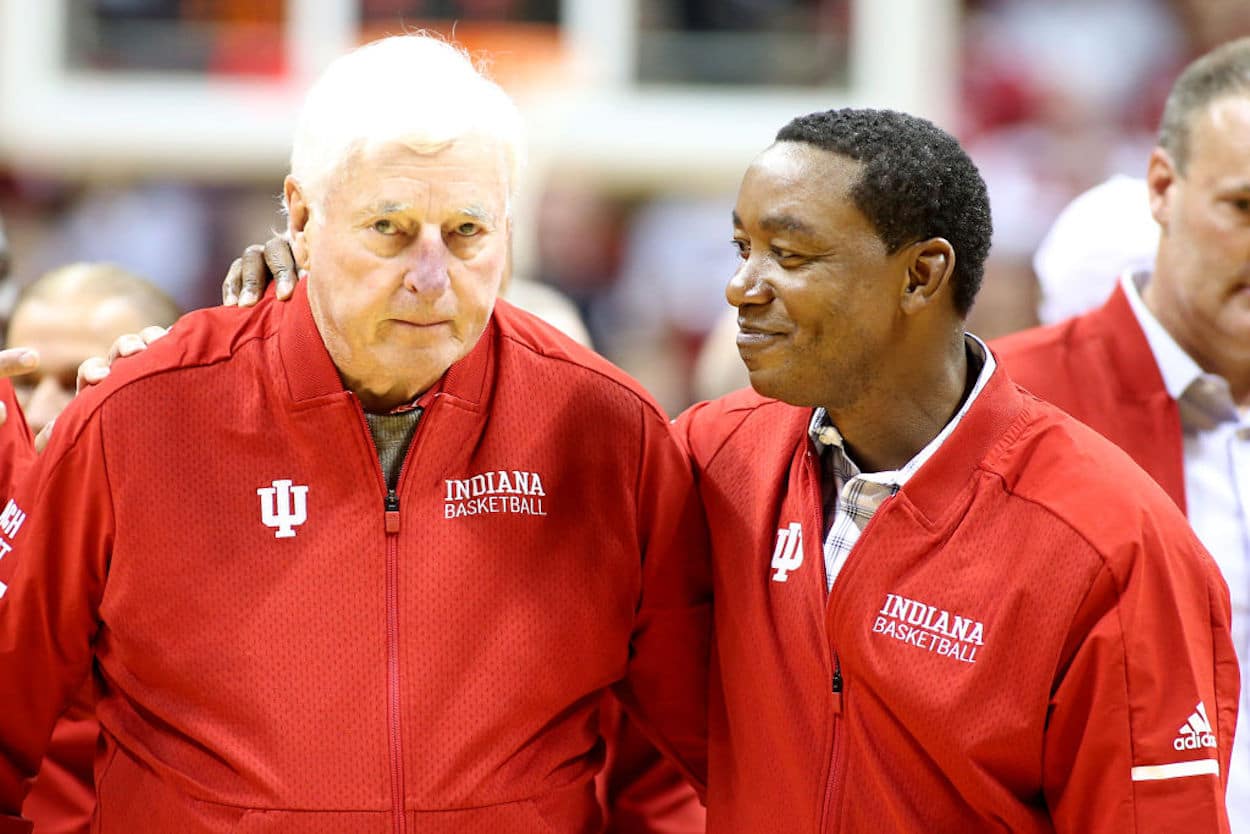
[383,400,433,834]
[805,447,844,832]
[353,401,428,834]
[384,487,404,834]
[819,657,845,831]
[809,440,894,833]
[818,498,894,833]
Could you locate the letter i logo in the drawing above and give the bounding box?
[258,479,309,538]
[770,522,804,582]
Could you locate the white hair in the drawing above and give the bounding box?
[289,34,525,209]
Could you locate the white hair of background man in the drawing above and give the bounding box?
[1032,174,1160,325]
[288,33,526,210]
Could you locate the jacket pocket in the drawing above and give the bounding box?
[95,748,243,834]
[238,809,391,833]
[399,781,598,834]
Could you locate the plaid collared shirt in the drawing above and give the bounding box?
[809,335,996,593]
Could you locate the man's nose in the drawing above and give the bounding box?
[403,231,451,295]
[726,255,773,308]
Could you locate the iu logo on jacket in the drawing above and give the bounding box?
[771,522,803,582]
[257,479,309,538]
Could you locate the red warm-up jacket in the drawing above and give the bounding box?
[676,365,1237,834]
[0,283,710,834]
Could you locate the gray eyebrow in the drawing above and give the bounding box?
[460,205,496,224]
[359,201,410,217]
[357,203,497,224]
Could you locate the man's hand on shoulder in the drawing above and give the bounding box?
[0,347,38,381]
[73,233,299,411]
[69,235,300,440]
[0,347,37,429]
[75,325,169,393]
[223,237,299,307]
[0,346,56,452]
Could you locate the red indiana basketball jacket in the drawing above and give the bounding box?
[0,283,710,834]
[676,368,1237,834]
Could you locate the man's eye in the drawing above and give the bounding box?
[455,222,482,237]
[372,219,399,235]
[731,239,749,258]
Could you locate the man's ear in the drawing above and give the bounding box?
[900,237,956,316]
[498,215,515,293]
[1146,147,1177,231]
[284,176,314,269]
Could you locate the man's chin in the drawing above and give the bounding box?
[368,345,456,384]
[746,367,827,409]
[746,367,788,402]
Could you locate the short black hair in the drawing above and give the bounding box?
[1158,37,1250,174]
[776,108,992,316]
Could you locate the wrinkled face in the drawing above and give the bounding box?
[1150,95,1250,362]
[728,142,905,409]
[290,137,511,407]
[7,296,152,434]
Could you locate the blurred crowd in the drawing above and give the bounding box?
[1,0,1248,416]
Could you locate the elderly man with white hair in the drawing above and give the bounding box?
[0,34,709,834]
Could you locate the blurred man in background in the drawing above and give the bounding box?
[6,262,180,438]
[994,36,1250,830]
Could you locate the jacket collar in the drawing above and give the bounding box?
[1119,271,1206,402]
[809,335,998,498]
[277,278,495,411]
[892,365,1027,528]
[1084,279,1172,405]
[782,348,1026,530]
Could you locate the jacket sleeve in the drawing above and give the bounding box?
[0,409,112,833]
[611,405,711,798]
[1043,519,1237,834]
[597,698,705,834]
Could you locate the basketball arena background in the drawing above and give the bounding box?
[0,0,1242,414]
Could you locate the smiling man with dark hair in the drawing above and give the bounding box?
[677,107,1236,833]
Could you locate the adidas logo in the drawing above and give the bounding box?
[1173,702,1217,751]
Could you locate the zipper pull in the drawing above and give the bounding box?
[831,662,843,715]
[385,489,400,534]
